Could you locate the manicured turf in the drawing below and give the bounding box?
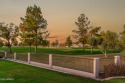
[0,46,124,83]
[104,78,125,83]
[0,59,125,83]
[0,59,99,83]
[0,46,122,55]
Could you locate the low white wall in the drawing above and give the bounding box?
[52,66,95,78]
[4,52,97,79]
[30,61,50,68]
[26,61,95,78]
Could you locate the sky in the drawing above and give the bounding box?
[0,0,125,43]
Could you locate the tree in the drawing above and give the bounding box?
[41,40,50,47]
[20,5,49,52]
[88,27,101,53]
[0,22,19,53]
[73,14,91,50]
[100,31,119,50]
[20,26,35,52]
[51,40,59,47]
[0,39,3,47]
[87,37,97,53]
[55,40,59,47]
[51,42,56,47]
[120,24,125,49]
[65,36,72,47]
[11,37,18,46]
[59,43,66,47]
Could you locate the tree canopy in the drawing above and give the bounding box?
[0,22,19,53]
[73,14,91,50]
[20,5,49,52]
[65,36,72,47]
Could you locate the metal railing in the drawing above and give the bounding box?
[16,53,28,61]
[99,57,114,72]
[7,53,14,59]
[30,53,49,64]
[52,55,93,73]
[0,51,5,58]
[2,51,124,78]
[121,56,125,65]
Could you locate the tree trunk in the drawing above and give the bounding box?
[35,45,37,53]
[7,41,12,53]
[29,45,31,52]
[91,46,93,53]
[35,30,38,53]
[82,43,84,51]
[68,45,70,48]
[105,51,107,58]
[8,46,12,53]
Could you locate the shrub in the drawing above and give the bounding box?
[104,64,125,78]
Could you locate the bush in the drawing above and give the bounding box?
[104,64,125,78]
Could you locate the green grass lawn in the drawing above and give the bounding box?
[0,59,99,83]
[0,59,125,83]
[104,78,125,83]
[0,46,124,83]
[0,46,122,55]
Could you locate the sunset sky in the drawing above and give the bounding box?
[0,0,125,43]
